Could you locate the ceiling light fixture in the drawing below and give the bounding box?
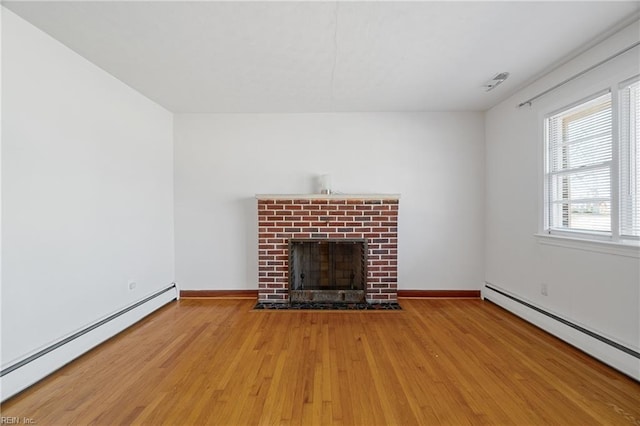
[484,72,510,92]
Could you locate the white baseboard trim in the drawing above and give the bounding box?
[482,283,639,381]
[0,284,178,402]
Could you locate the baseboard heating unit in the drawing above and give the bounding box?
[0,284,178,402]
[482,283,639,381]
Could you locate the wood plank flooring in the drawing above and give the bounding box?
[2,298,639,425]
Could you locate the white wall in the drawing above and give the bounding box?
[485,21,640,359]
[174,112,485,292]
[1,9,175,366]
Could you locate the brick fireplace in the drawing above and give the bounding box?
[256,195,399,303]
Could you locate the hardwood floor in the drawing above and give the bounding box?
[2,298,639,425]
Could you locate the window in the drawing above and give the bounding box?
[620,79,640,238]
[545,92,612,234]
[544,77,640,242]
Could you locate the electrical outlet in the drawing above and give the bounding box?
[128,281,137,291]
[541,283,548,296]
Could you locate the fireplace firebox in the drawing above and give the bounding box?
[289,239,367,302]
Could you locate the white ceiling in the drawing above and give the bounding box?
[4,1,639,113]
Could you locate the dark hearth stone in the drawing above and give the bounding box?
[253,302,402,310]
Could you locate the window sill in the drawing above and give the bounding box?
[534,233,640,258]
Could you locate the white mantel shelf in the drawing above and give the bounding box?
[256,194,401,200]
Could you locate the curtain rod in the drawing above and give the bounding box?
[518,41,640,108]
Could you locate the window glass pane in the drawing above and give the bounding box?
[567,202,611,232]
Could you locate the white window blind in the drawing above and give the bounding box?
[620,79,640,238]
[545,93,612,234]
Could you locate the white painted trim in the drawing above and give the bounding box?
[534,233,640,258]
[173,281,180,300]
[255,193,401,200]
[482,284,640,381]
[0,286,177,402]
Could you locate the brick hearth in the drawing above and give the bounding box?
[256,194,400,303]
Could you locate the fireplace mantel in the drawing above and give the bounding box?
[256,194,400,303]
[256,194,401,201]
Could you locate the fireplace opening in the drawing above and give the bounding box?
[288,239,367,303]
